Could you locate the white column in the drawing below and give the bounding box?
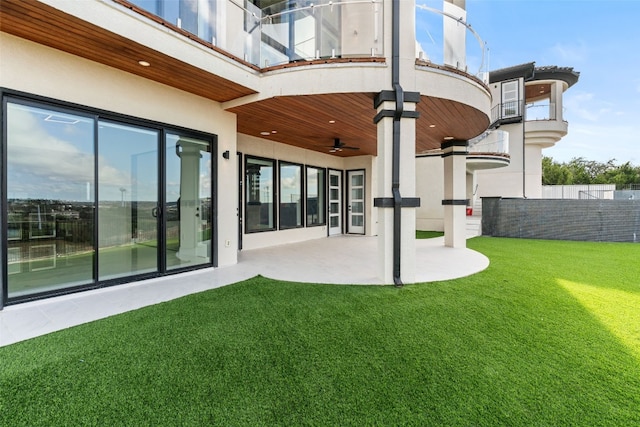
[442,140,468,248]
[552,81,564,121]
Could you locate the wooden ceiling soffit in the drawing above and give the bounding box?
[229,93,379,157]
[415,96,490,153]
[230,93,489,156]
[0,0,256,103]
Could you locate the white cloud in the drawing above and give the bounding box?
[8,105,130,200]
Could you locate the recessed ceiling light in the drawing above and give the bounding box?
[429,124,436,128]
[260,131,270,136]
[443,136,454,140]
[138,60,151,67]
[271,130,277,134]
[329,120,336,124]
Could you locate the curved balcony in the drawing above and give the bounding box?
[525,103,568,148]
[0,0,490,158]
[466,130,510,172]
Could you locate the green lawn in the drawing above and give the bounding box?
[416,230,444,239]
[1,237,639,426]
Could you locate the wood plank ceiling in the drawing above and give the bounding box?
[0,0,489,157]
[0,0,257,102]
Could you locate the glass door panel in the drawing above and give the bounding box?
[165,134,212,270]
[347,170,365,234]
[328,170,342,236]
[6,102,95,298]
[98,121,159,280]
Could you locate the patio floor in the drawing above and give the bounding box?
[0,236,488,347]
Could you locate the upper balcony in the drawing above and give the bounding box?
[121,0,385,69]
[524,101,568,148]
[487,64,579,148]
[0,0,490,157]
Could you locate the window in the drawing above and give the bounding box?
[245,156,275,232]
[279,162,303,229]
[501,80,520,118]
[306,166,326,226]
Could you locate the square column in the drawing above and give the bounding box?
[442,140,468,248]
[373,91,420,284]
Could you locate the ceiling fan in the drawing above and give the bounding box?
[328,138,360,153]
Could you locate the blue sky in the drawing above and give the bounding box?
[464,0,640,164]
[418,0,640,165]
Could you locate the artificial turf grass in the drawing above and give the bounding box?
[1,238,639,426]
[416,230,444,239]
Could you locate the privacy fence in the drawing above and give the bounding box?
[482,197,640,243]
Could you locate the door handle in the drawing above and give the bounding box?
[151,207,160,218]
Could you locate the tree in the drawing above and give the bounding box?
[542,156,640,189]
[542,156,571,185]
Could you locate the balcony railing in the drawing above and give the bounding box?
[126,0,384,68]
[468,130,509,155]
[124,0,487,76]
[490,100,524,124]
[415,3,489,82]
[526,102,560,121]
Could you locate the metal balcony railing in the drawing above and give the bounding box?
[490,100,524,123]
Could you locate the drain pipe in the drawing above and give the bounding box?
[391,0,403,286]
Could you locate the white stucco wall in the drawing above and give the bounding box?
[415,155,445,231]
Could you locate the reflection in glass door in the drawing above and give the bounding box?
[98,121,159,280]
[165,134,212,270]
[347,170,365,234]
[5,102,95,298]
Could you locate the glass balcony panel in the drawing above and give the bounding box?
[416,3,488,82]
[468,130,509,156]
[125,0,383,68]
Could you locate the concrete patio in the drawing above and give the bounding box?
[0,236,488,347]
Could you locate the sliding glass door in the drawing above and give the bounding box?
[165,133,212,270]
[2,95,215,305]
[98,121,159,280]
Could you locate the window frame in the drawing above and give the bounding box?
[278,160,304,230]
[244,155,277,234]
[305,165,327,227]
[0,88,218,307]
